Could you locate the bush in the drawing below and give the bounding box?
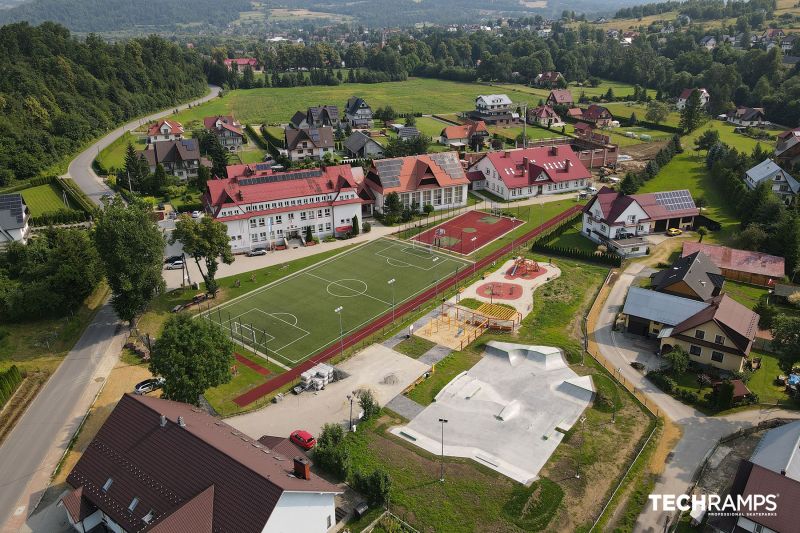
[0,366,24,409]
[359,389,380,421]
[532,243,622,266]
[30,208,89,226]
[647,370,676,393]
[353,468,391,507]
[362,221,371,233]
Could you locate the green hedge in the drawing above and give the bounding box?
[0,366,24,409]
[58,177,97,214]
[259,125,283,157]
[532,242,622,266]
[30,208,89,226]
[245,124,269,151]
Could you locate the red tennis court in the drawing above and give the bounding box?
[413,210,523,254]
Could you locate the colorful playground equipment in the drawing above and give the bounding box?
[509,256,540,277]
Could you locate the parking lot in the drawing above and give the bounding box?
[228,344,428,440]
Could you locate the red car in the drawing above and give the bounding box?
[290,430,316,450]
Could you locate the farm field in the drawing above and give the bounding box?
[499,79,639,102]
[201,238,471,368]
[20,183,73,216]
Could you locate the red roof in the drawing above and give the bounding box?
[529,105,560,119]
[441,121,487,140]
[679,88,708,100]
[224,57,257,67]
[477,146,591,189]
[673,294,759,354]
[203,115,242,136]
[574,122,594,132]
[583,104,612,121]
[682,242,785,278]
[548,90,573,104]
[147,120,184,137]
[567,107,584,118]
[585,186,700,222]
[366,152,469,194]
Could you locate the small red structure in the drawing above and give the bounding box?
[476,282,523,300]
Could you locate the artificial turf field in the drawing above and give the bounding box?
[202,238,471,367]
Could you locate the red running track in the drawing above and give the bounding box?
[412,210,523,255]
[233,204,583,406]
[235,354,271,376]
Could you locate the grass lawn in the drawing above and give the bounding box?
[747,351,800,408]
[724,280,767,310]
[96,131,146,173]
[392,335,436,359]
[489,124,565,142]
[603,102,682,128]
[20,183,73,216]
[414,116,447,139]
[499,78,638,102]
[545,221,598,253]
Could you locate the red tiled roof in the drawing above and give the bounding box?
[441,121,487,140]
[548,90,573,104]
[585,186,700,222]
[466,170,485,182]
[476,146,591,189]
[529,105,560,119]
[224,57,257,66]
[672,294,759,354]
[583,104,612,121]
[574,122,594,132]
[735,461,800,532]
[679,88,708,100]
[60,486,95,523]
[682,242,785,278]
[366,152,469,194]
[203,115,242,136]
[567,107,584,118]
[147,120,184,137]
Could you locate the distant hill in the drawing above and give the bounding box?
[0,0,253,32]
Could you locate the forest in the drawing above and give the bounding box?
[0,22,208,184]
[0,0,252,32]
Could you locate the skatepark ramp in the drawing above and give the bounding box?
[484,341,567,370]
[558,376,596,402]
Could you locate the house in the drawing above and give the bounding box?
[573,122,595,138]
[761,28,786,44]
[533,71,565,88]
[726,107,767,127]
[397,127,420,141]
[205,163,363,251]
[59,394,341,533]
[781,33,799,53]
[744,158,799,204]
[0,194,30,246]
[527,105,564,128]
[658,293,759,372]
[681,242,785,287]
[344,97,373,128]
[306,105,340,128]
[650,251,725,301]
[138,139,202,181]
[622,286,711,338]
[343,131,384,158]
[546,89,573,107]
[283,127,335,161]
[699,35,717,49]
[203,115,244,152]
[439,121,489,149]
[469,94,518,125]
[567,107,584,120]
[775,127,800,167]
[146,120,184,144]
[467,145,592,201]
[364,152,469,214]
[583,187,699,251]
[581,105,613,127]
[223,57,260,72]
[676,88,710,110]
[289,111,309,129]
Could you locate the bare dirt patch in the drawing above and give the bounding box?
[620,140,669,162]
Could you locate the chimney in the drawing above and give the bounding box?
[178,416,186,428]
[781,469,787,476]
[160,415,167,428]
[565,159,572,170]
[522,156,529,169]
[293,457,311,480]
[550,145,558,156]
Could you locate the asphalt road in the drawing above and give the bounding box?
[66,85,221,206]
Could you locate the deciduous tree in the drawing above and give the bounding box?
[170,215,234,295]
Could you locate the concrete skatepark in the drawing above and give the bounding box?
[392,341,594,484]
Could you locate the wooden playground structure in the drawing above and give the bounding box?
[508,256,541,278]
[416,301,522,351]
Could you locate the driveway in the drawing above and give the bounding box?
[591,260,800,532]
[66,85,221,206]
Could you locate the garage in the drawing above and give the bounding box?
[626,315,651,336]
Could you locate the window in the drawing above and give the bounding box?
[715,335,725,345]
[689,345,702,356]
[102,478,113,492]
[275,215,282,224]
[711,351,724,363]
[128,497,139,512]
[143,510,155,524]
[694,330,705,340]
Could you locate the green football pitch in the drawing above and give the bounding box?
[202,238,472,367]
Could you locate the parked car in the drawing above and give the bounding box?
[667,228,683,236]
[164,255,182,264]
[585,186,598,194]
[134,377,165,395]
[246,247,267,257]
[290,429,316,450]
[191,211,202,219]
[166,260,184,270]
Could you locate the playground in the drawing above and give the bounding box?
[413,209,523,255]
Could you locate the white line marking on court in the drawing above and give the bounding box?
[304,272,392,306]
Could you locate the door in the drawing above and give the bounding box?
[627,316,650,336]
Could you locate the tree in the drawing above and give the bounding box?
[305,225,313,242]
[149,313,234,405]
[359,389,380,420]
[207,136,229,179]
[404,114,416,127]
[715,380,734,410]
[170,216,234,295]
[150,163,167,195]
[619,173,640,194]
[353,468,391,507]
[771,316,800,370]
[665,346,690,374]
[351,215,359,236]
[697,226,708,241]
[679,89,703,133]
[123,142,149,191]
[195,165,211,189]
[645,100,669,124]
[736,224,768,250]
[383,192,403,223]
[313,423,351,479]
[94,197,165,324]
[423,204,435,217]
[628,112,638,126]
[695,129,720,152]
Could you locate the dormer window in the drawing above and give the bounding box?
[143,509,155,524]
[128,497,139,512]
[695,330,705,340]
[102,478,113,492]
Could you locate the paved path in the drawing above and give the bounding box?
[0,303,127,532]
[385,395,426,420]
[66,85,221,206]
[590,261,800,532]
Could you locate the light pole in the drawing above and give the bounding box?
[387,278,396,322]
[438,418,448,482]
[335,306,344,358]
[471,237,478,275]
[347,392,355,431]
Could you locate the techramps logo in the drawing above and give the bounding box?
[648,493,779,517]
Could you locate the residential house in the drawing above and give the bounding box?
[343,131,384,158]
[203,115,244,152]
[546,89,574,107]
[534,71,565,88]
[59,394,341,533]
[289,111,310,129]
[775,127,800,167]
[682,242,785,286]
[344,97,373,128]
[650,251,725,301]
[582,187,699,256]
[439,121,489,149]
[527,105,564,127]
[397,127,420,141]
[699,35,717,49]
[364,152,469,214]
[0,194,30,247]
[581,104,614,127]
[676,88,710,110]
[622,286,711,338]
[205,163,363,251]
[573,122,595,139]
[781,33,799,53]
[146,120,184,144]
[138,139,202,181]
[726,107,768,127]
[283,127,335,161]
[223,57,260,72]
[306,105,340,128]
[761,28,786,45]
[744,158,799,204]
[469,94,518,125]
[467,145,592,201]
[567,107,584,120]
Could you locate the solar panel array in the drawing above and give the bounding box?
[255,163,271,171]
[374,159,404,188]
[0,194,24,224]
[239,169,323,187]
[430,152,464,179]
[654,190,696,212]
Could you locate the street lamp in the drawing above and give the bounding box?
[471,237,478,274]
[438,418,448,482]
[387,278,396,322]
[347,392,356,431]
[335,306,344,358]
